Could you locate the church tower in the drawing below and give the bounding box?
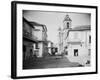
[63,14,72,29]
[63,14,72,49]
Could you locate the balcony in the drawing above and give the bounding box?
[23,29,32,37]
[23,29,38,42]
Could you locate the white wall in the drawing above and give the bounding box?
[0,0,99,80]
[67,45,90,65]
[34,26,43,40]
[38,43,43,57]
[68,31,84,42]
[67,30,91,65]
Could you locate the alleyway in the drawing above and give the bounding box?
[23,55,83,69]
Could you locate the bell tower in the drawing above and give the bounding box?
[63,14,72,29]
[63,14,72,50]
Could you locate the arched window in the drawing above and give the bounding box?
[67,22,69,28]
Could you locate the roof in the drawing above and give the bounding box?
[69,25,91,31]
[65,25,91,39]
[63,14,72,22]
[30,21,44,26]
[67,42,82,45]
[47,40,53,43]
[30,22,47,32]
[23,17,34,28]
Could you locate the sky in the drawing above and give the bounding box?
[23,10,91,43]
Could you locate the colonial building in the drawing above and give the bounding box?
[66,25,91,66]
[23,18,38,60]
[23,17,48,60]
[30,22,48,57]
[58,14,91,66]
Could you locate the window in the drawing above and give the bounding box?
[88,49,91,56]
[35,43,39,49]
[89,36,91,43]
[23,45,26,52]
[67,22,69,28]
[74,49,78,56]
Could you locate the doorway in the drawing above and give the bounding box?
[74,49,78,56]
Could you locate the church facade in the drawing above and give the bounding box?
[58,14,91,66]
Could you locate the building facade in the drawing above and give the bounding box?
[66,26,91,65]
[30,22,48,57]
[23,18,38,61]
[23,17,48,60]
[58,14,91,66]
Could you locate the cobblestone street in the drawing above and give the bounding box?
[23,55,83,69]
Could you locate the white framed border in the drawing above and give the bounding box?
[11,1,98,79]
